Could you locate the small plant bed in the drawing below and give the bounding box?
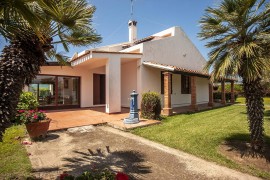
[132,105,270,179]
[0,125,32,179]
[59,169,128,180]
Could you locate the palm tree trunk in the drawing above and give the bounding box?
[243,78,265,151]
[0,36,45,140]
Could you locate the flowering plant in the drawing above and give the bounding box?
[59,170,129,180]
[15,109,48,124]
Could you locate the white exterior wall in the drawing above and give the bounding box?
[40,66,105,108]
[196,77,209,104]
[141,27,206,71]
[137,65,160,108]
[121,60,138,107]
[138,27,208,107]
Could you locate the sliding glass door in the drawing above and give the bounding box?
[58,77,79,106]
[29,75,80,109]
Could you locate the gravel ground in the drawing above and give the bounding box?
[26,126,260,180]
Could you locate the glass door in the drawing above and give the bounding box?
[57,77,79,106]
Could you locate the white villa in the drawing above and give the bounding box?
[26,20,235,116]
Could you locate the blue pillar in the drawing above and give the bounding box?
[124,90,139,124]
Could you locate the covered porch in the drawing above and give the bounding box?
[71,50,142,113]
[143,61,235,116]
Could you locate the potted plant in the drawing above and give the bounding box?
[15,109,51,139]
[15,92,51,139]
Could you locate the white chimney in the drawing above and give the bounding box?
[128,20,137,43]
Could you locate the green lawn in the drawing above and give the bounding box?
[132,105,270,179]
[236,96,270,105]
[0,125,32,179]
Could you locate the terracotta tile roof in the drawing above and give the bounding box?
[134,36,155,45]
[143,61,237,81]
[143,61,209,77]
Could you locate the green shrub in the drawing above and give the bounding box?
[17,92,39,110]
[217,84,243,94]
[213,92,238,102]
[141,92,161,120]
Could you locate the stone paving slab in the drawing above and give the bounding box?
[107,119,161,131]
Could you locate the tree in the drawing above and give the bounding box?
[199,0,270,151]
[0,0,101,139]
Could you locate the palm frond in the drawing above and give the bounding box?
[53,28,102,47]
[45,48,70,66]
[199,0,270,83]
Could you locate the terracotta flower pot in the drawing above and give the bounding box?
[25,119,51,139]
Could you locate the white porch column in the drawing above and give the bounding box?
[106,57,121,113]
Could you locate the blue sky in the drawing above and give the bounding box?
[0,0,220,60]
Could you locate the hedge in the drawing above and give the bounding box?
[213,92,238,102]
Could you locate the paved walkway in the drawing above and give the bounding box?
[46,107,160,131]
[26,126,260,180]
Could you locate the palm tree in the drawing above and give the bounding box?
[199,0,270,151]
[0,0,101,139]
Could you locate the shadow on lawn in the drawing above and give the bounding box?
[224,133,270,162]
[62,147,151,179]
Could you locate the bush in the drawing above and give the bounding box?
[17,92,39,110]
[141,92,161,120]
[213,92,238,102]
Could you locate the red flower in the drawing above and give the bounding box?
[33,115,38,119]
[60,173,69,180]
[18,110,24,113]
[116,172,129,180]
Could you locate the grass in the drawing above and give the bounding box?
[132,105,270,179]
[0,125,32,179]
[236,96,270,105]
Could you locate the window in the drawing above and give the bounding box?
[29,75,80,108]
[161,72,173,94]
[181,75,191,94]
[30,75,56,106]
